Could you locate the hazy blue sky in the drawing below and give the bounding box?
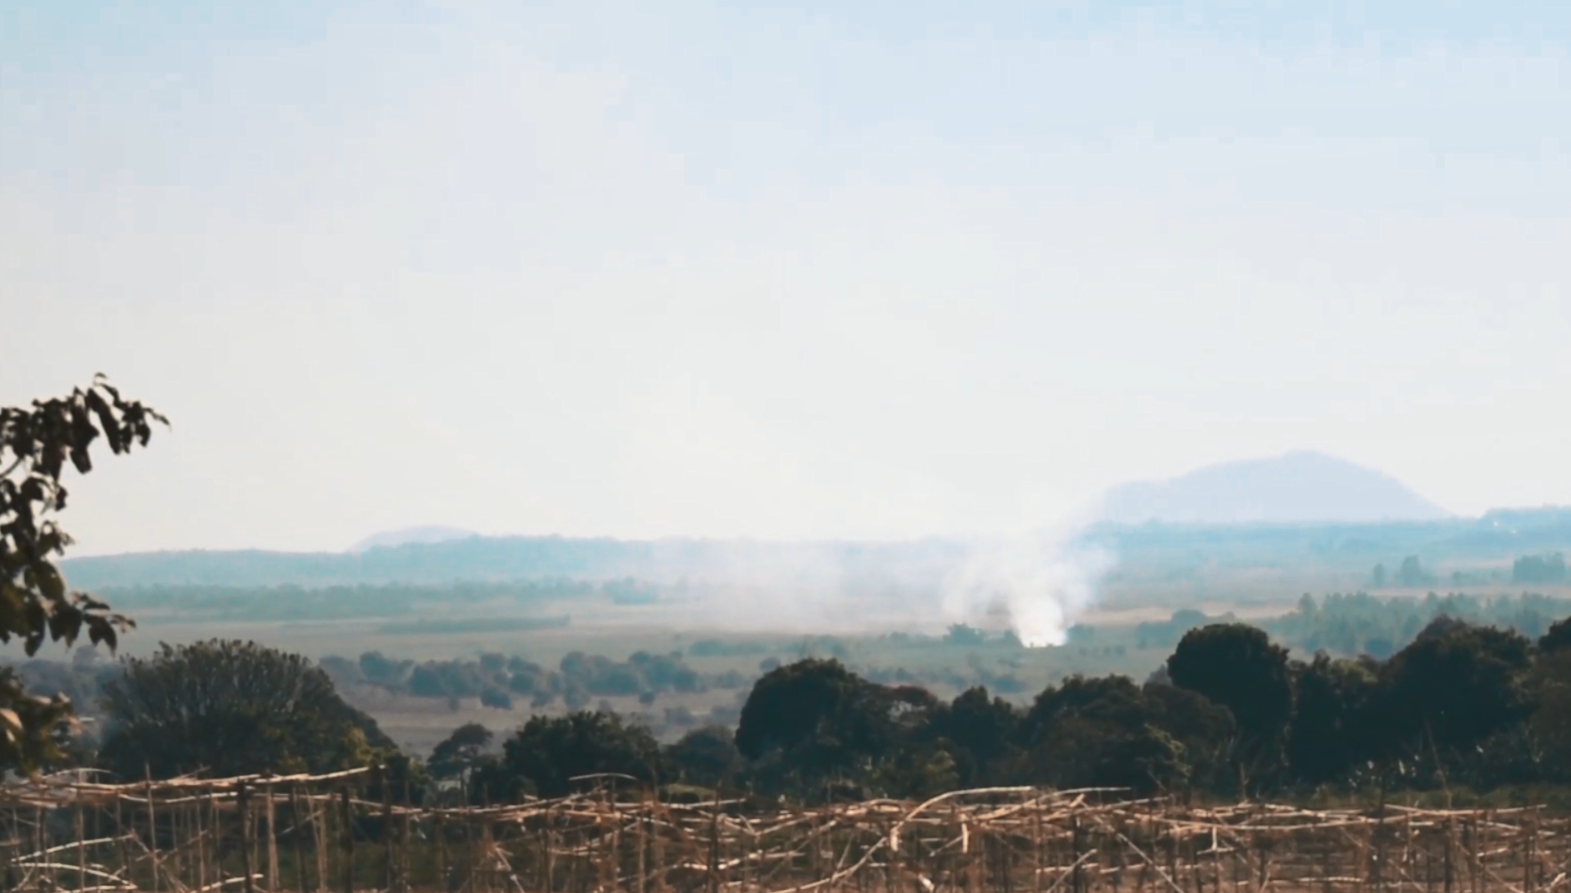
[5,1,1570,554]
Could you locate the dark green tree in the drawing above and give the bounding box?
[1286,653,1379,785]
[1540,615,1571,654]
[1527,650,1571,782]
[98,640,393,779]
[921,686,1020,786]
[735,659,902,797]
[429,722,493,781]
[474,711,660,800]
[1140,680,1238,792]
[1167,624,1293,784]
[735,659,894,761]
[1017,676,1192,794]
[0,377,165,769]
[1375,619,1532,762]
[663,725,743,787]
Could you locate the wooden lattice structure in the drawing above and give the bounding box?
[1,770,1566,893]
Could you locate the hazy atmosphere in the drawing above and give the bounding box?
[10,2,1571,871]
[7,1,1571,555]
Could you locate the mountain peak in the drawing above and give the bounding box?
[1095,451,1449,525]
[347,526,478,553]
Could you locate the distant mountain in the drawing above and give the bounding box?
[348,526,477,553]
[59,536,968,589]
[1094,451,1450,525]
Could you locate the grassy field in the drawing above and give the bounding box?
[106,557,1571,757]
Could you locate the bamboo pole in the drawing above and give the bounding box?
[435,812,447,893]
[113,797,128,891]
[241,782,257,893]
[288,787,308,893]
[144,773,159,893]
[338,787,353,893]
[312,795,328,893]
[377,767,394,893]
[73,799,84,893]
[266,782,279,893]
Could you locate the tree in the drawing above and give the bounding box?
[663,725,743,787]
[1513,553,1567,585]
[735,659,901,796]
[1167,624,1293,783]
[1540,615,1571,654]
[0,377,165,769]
[1140,680,1237,792]
[1286,653,1379,785]
[98,640,394,779]
[1396,555,1433,587]
[922,686,1020,786]
[1527,650,1571,782]
[735,659,893,761]
[474,711,661,800]
[1017,676,1196,794]
[1168,625,1292,741]
[429,722,493,782]
[1375,620,1532,761]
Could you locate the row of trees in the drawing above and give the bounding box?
[24,604,1564,806]
[1263,591,1571,657]
[434,612,1571,802]
[319,647,742,712]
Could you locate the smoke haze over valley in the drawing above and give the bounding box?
[58,451,1566,647]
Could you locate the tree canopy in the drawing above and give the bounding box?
[473,711,662,800]
[0,377,165,769]
[1166,623,1293,770]
[429,722,493,781]
[98,639,393,779]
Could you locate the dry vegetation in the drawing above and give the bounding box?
[6,769,1568,893]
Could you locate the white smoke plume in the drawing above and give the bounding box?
[622,529,1114,646]
[940,532,1116,647]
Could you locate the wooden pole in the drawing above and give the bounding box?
[195,794,207,893]
[210,790,222,893]
[708,794,719,893]
[291,787,310,893]
[145,771,160,893]
[113,796,129,890]
[241,782,257,893]
[400,778,412,893]
[4,807,17,893]
[377,766,396,893]
[435,811,448,893]
[1072,816,1084,893]
[339,787,354,893]
[267,782,280,893]
[72,798,83,893]
[637,808,647,893]
[312,795,329,893]
[33,806,45,893]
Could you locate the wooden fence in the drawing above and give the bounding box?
[1,771,1565,893]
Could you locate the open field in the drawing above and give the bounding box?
[101,573,1571,757]
[120,611,1174,754]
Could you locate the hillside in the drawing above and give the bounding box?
[1095,451,1450,525]
[348,526,478,552]
[58,510,1571,592]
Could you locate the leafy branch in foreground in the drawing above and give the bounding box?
[0,375,166,768]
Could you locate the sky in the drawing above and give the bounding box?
[4,0,1570,555]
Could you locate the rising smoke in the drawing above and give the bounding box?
[939,533,1116,647]
[644,529,1114,646]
